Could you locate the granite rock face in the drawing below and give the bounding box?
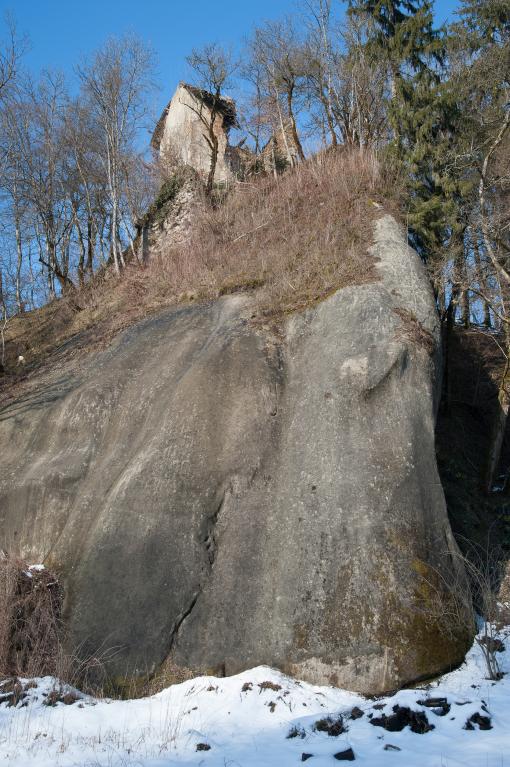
[0,216,469,693]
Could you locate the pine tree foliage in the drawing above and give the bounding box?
[348,0,443,78]
[348,0,452,260]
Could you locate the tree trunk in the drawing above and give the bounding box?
[478,111,510,287]
[485,352,510,493]
[98,217,108,266]
[436,280,446,319]
[45,239,56,300]
[43,234,74,295]
[27,246,35,310]
[459,289,470,328]
[441,283,460,416]
[287,85,305,162]
[111,197,121,275]
[87,216,94,275]
[0,268,6,372]
[483,300,492,329]
[274,88,294,168]
[0,267,5,317]
[486,276,510,491]
[76,220,86,288]
[472,235,492,328]
[121,211,138,263]
[206,109,219,196]
[14,212,24,314]
[319,88,337,147]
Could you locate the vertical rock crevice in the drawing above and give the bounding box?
[167,485,231,651]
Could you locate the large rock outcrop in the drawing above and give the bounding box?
[0,216,469,693]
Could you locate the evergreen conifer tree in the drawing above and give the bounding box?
[348,1,455,262]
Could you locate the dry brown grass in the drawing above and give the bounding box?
[148,146,400,316]
[0,555,121,694]
[0,555,63,679]
[393,307,436,355]
[1,147,401,400]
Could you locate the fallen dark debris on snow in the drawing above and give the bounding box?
[0,679,27,708]
[258,681,282,692]
[0,678,80,709]
[464,712,492,731]
[417,697,451,716]
[370,705,434,734]
[314,715,347,736]
[43,689,79,707]
[333,747,356,761]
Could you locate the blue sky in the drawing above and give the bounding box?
[1,0,461,126]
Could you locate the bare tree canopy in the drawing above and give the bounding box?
[185,43,237,194]
[0,13,27,99]
[77,34,157,273]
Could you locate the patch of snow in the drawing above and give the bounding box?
[1,628,509,766]
[22,564,46,578]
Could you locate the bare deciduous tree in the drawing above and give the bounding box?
[77,35,156,274]
[301,0,340,147]
[416,538,505,682]
[0,13,27,101]
[186,43,237,195]
[248,19,307,166]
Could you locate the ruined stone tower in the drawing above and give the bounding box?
[151,82,237,184]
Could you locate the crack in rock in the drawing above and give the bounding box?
[168,485,231,650]
[204,491,226,566]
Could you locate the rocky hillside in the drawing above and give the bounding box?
[0,150,392,391]
[0,210,470,695]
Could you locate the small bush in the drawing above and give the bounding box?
[0,555,118,695]
[0,555,63,679]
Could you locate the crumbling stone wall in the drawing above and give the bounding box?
[152,84,235,184]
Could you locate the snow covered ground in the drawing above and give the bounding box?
[1,628,509,767]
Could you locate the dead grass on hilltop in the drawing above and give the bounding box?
[1,147,402,397]
[147,147,401,316]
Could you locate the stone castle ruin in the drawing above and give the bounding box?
[151,83,238,183]
[138,82,302,261]
[151,82,301,185]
